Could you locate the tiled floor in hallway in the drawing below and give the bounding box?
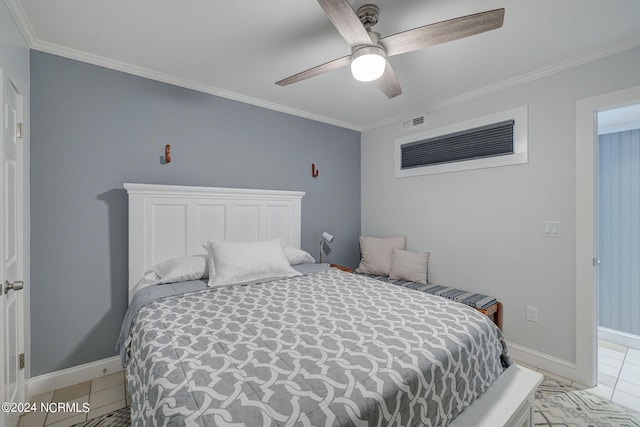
[596,339,640,411]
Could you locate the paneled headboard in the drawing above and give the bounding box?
[124,183,305,299]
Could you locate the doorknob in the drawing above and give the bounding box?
[4,280,24,294]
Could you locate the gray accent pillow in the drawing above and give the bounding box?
[389,248,430,284]
[356,236,407,276]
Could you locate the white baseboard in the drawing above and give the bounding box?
[599,326,640,350]
[27,356,122,399]
[507,341,576,381]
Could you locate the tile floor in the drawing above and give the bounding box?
[596,339,640,411]
[515,339,640,412]
[18,341,640,426]
[18,371,129,427]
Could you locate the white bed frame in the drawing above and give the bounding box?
[123,183,542,427]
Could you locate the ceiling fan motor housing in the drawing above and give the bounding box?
[357,4,380,29]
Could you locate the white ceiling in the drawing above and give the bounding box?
[8,0,640,130]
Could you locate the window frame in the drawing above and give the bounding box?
[394,106,528,178]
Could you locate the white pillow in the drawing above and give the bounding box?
[131,255,209,296]
[152,255,209,282]
[284,246,316,265]
[389,248,430,284]
[356,236,407,276]
[204,239,301,287]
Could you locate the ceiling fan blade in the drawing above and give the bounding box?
[317,0,373,46]
[381,8,505,57]
[375,61,402,99]
[276,55,351,86]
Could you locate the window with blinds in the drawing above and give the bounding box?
[401,120,514,169]
[394,106,528,177]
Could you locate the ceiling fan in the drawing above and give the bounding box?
[276,0,505,99]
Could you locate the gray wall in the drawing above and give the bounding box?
[30,51,360,376]
[361,48,640,364]
[598,129,640,336]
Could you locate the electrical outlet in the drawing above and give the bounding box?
[526,306,538,322]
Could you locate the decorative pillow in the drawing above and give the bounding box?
[204,239,301,287]
[147,255,208,284]
[284,246,316,265]
[131,255,209,296]
[389,248,430,284]
[356,236,407,276]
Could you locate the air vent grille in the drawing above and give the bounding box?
[401,120,514,169]
[401,116,425,131]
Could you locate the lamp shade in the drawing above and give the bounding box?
[319,231,335,263]
[351,45,386,82]
[322,232,335,243]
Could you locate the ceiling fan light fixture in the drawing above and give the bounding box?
[350,45,386,82]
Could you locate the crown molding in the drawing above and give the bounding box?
[5,0,362,131]
[6,0,640,134]
[4,0,362,131]
[4,0,37,46]
[30,39,363,131]
[362,35,640,131]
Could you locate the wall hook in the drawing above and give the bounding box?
[165,144,171,164]
[312,163,319,178]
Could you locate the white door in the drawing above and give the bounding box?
[0,70,25,427]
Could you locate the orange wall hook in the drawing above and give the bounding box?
[165,144,171,163]
[312,163,319,178]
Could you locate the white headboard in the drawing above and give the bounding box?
[124,183,305,299]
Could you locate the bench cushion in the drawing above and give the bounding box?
[357,273,497,310]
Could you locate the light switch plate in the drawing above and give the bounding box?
[543,221,560,237]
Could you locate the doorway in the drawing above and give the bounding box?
[575,85,640,389]
[595,104,640,406]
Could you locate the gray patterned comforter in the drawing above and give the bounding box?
[123,269,510,426]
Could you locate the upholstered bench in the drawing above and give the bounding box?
[355,272,503,330]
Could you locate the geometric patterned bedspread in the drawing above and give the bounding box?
[124,269,510,426]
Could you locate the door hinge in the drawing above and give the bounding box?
[17,122,24,139]
[593,258,601,266]
[19,353,25,370]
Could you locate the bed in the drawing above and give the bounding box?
[118,183,542,426]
